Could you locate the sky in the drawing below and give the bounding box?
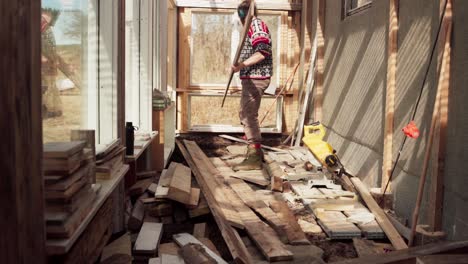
[42,0,86,45]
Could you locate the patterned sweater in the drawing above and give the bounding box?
[240,18,273,79]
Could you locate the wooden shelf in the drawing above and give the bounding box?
[46,165,129,255]
[125,133,158,162]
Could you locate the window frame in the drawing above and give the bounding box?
[343,0,372,18]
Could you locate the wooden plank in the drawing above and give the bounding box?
[133,222,163,255]
[334,240,468,264]
[198,238,222,257]
[193,223,207,239]
[44,177,88,200]
[44,141,86,159]
[128,199,145,232]
[231,171,270,187]
[155,169,170,198]
[352,238,381,257]
[167,163,192,204]
[382,0,399,192]
[70,130,96,184]
[314,0,325,121]
[350,177,407,250]
[161,254,184,264]
[416,255,468,264]
[149,258,161,264]
[148,183,158,195]
[158,242,180,256]
[220,135,289,153]
[173,233,228,264]
[179,244,217,264]
[188,194,211,218]
[269,200,311,245]
[428,0,452,232]
[44,151,84,175]
[316,211,362,239]
[177,140,253,263]
[46,160,91,192]
[128,178,153,197]
[175,0,302,10]
[101,233,132,263]
[187,187,201,208]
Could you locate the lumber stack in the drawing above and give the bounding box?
[96,139,125,179]
[43,141,97,239]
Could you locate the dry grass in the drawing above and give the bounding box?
[189,95,278,128]
[43,94,82,143]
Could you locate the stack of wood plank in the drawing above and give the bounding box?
[96,139,125,179]
[43,141,97,239]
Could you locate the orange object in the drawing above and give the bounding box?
[402,121,420,139]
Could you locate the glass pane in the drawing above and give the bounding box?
[125,0,140,127]
[42,0,94,143]
[191,12,233,85]
[189,95,280,131]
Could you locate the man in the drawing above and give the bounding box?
[231,1,273,171]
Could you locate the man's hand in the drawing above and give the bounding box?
[231,62,245,73]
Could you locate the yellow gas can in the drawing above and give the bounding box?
[302,122,339,168]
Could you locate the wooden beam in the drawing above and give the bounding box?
[118,0,126,146]
[0,0,45,262]
[314,0,326,122]
[175,140,252,263]
[409,3,452,245]
[428,0,452,232]
[349,177,408,250]
[381,0,399,192]
[333,240,468,264]
[175,0,302,11]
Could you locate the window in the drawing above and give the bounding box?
[190,11,281,88]
[344,0,372,17]
[41,0,118,145]
[125,0,155,132]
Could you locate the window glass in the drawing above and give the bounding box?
[42,0,94,143]
[190,12,281,88]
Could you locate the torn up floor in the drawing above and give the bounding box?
[117,134,468,264]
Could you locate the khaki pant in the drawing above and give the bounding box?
[239,79,270,144]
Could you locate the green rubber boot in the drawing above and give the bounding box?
[232,145,263,171]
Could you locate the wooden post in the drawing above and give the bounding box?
[428,0,452,232]
[409,1,452,245]
[381,0,399,193]
[118,0,126,146]
[314,0,326,122]
[0,0,46,262]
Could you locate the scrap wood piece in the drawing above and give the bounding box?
[333,240,468,264]
[100,254,132,264]
[308,199,362,212]
[269,200,311,245]
[161,254,184,264]
[179,243,217,264]
[43,141,86,159]
[167,163,192,204]
[45,162,91,191]
[43,150,84,175]
[226,145,246,156]
[219,134,288,153]
[158,242,179,256]
[416,255,468,264]
[187,187,201,208]
[177,140,252,264]
[352,238,382,257]
[44,177,88,200]
[154,169,171,199]
[133,222,163,255]
[128,199,145,232]
[298,219,323,234]
[198,238,222,257]
[188,194,210,218]
[193,223,207,239]
[148,183,158,195]
[173,233,228,264]
[128,178,153,197]
[101,233,132,263]
[349,176,407,250]
[230,170,270,187]
[149,258,161,264]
